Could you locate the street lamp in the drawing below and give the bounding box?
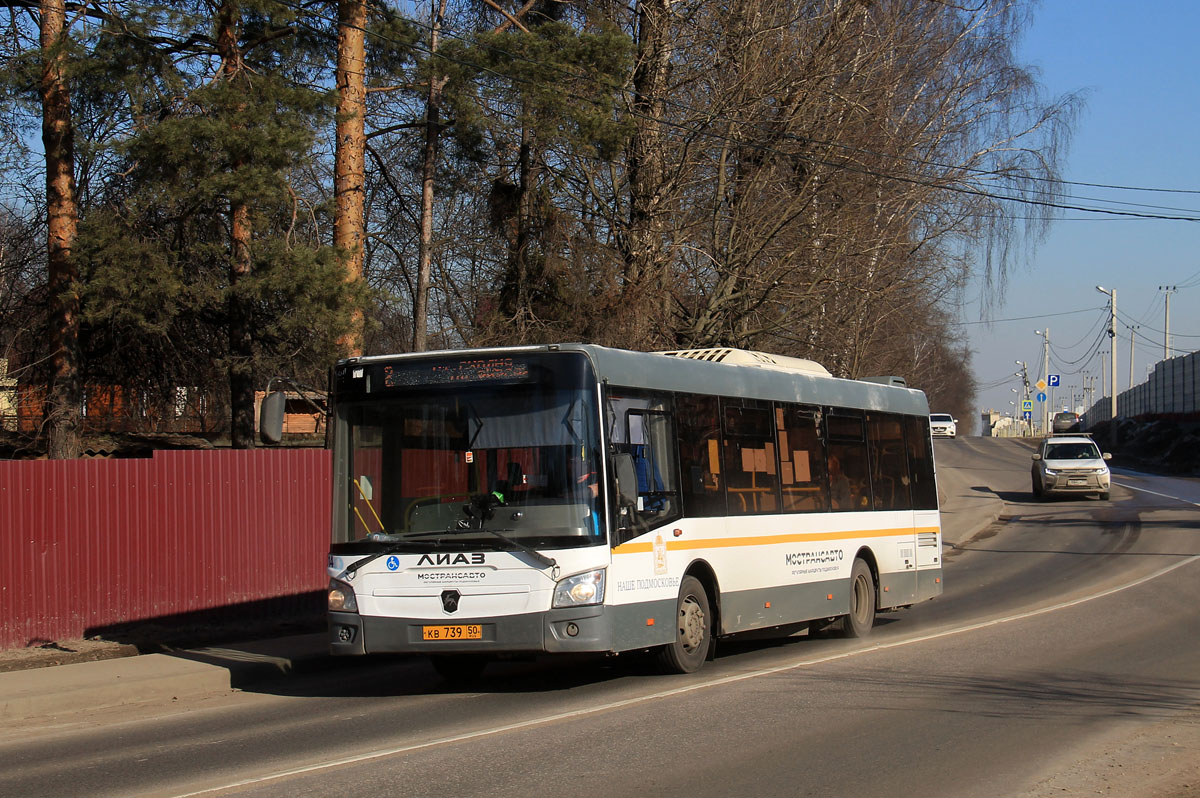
[1095,285,1117,444]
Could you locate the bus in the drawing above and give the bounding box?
[310,344,942,678]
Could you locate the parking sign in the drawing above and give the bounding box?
[1048,374,1060,387]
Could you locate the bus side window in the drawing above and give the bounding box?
[868,413,912,511]
[904,415,938,509]
[606,391,681,532]
[721,398,779,515]
[779,404,828,513]
[827,412,871,511]
[676,394,726,517]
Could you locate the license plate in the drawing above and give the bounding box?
[422,624,483,641]
[1068,478,1086,486]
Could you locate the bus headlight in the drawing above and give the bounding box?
[553,569,606,608]
[328,578,358,612]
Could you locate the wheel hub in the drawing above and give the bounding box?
[679,596,706,652]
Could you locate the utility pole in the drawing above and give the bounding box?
[1096,285,1118,445]
[1035,328,1050,434]
[1160,285,1176,359]
[1015,360,1031,435]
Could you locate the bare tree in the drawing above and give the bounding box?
[413,0,448,353]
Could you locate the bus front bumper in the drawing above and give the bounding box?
[328,605,614,656]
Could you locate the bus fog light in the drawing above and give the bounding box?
[328,578,358,612]
[565,623,579,637]
[336,625,356,642]
[553,569,605,608]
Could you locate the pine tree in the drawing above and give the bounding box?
[76,0,357,446]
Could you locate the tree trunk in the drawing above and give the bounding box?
[413,0,447,353]
[41,0,80,459]
[334,0,366,358]
[217,0,255,449]
[620,0,673,348]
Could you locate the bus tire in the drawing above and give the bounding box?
[431,654,488,682]
[833,558,876,639]
[656,575,712,674]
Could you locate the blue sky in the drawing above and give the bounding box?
[965,0,1200,431]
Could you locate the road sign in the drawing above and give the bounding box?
[1022,399,1033,411]
[1037,392,1047,402]
[1022,411,1032,420]
[1048,374,1060,387]
[1035,378,1047,392]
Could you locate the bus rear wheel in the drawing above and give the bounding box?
[656,575,712,674]
[832,558,876,639]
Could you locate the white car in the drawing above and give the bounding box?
[1031,436,1112,500]
[930,413,957,438]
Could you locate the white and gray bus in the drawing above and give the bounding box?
[321,344,941,677]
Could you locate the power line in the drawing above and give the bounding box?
[953,306,1107,325]
[1117,308,1200,339]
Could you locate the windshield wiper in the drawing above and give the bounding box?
[404,525,557,569]
[347,493,558,573]
[341,537,446,578]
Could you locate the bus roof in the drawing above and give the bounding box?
[341,343,930,417]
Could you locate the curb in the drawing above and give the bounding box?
[0,633,332,722]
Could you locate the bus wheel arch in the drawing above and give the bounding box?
[852,546,880,597]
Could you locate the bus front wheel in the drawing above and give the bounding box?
[833,558,876,639]
[656,575,712,674]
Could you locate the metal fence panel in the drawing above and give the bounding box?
[0,449,331,649]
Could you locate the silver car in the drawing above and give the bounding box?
[1031,436,1112,500]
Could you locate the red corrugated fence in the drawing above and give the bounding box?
[0,449,331,650]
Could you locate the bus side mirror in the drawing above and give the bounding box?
[612,453,638,507]
[260,391,286,444]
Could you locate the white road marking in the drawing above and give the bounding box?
[1112,481,1200,507]
[170,553,1200,798]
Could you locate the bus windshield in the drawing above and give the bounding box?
[333,355,604,551]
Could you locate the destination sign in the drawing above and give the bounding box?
[381,357,532,388]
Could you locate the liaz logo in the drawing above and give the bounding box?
[417,553,485,566]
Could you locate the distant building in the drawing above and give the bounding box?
[253,390,326,438]
[982,409,1030,438]
[980,409,1002,436]
[0,358,15,431]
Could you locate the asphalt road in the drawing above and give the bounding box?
[3,437,1199,798]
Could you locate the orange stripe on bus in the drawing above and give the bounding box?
[612,526,940,555]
